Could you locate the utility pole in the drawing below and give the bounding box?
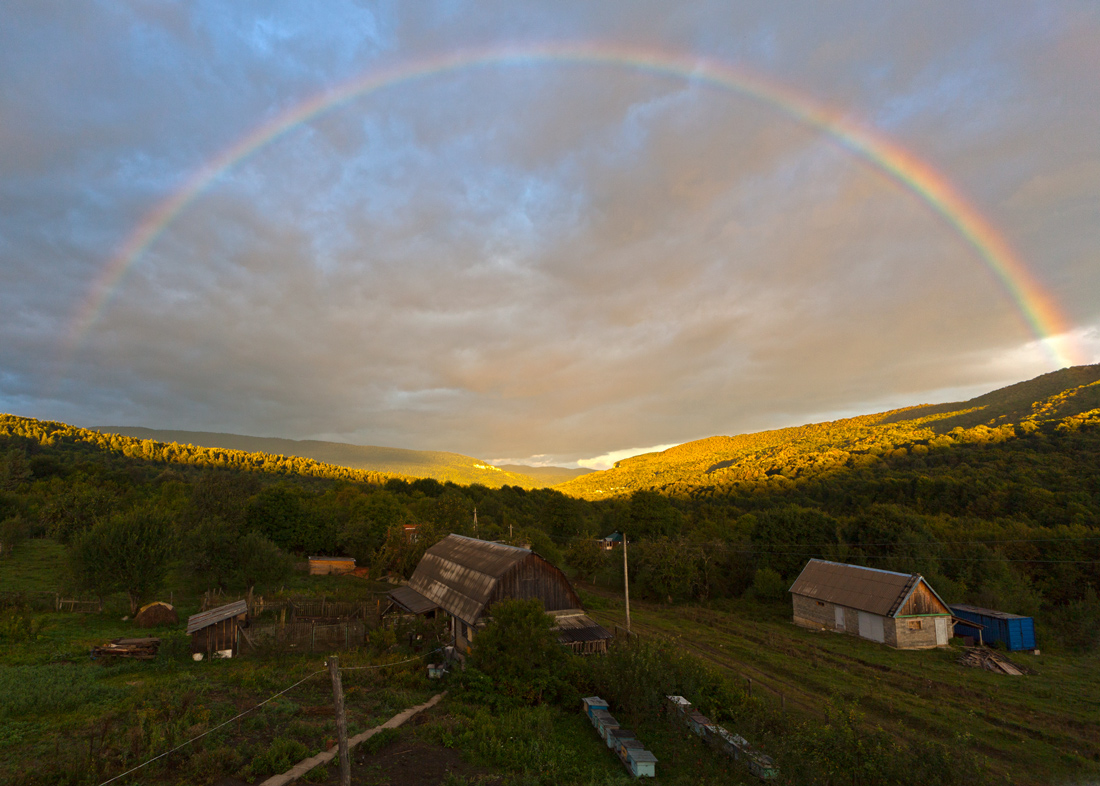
[328,656,350,786]
[508,521,513,538]
[623,536,631,634]
[473,507,478,538]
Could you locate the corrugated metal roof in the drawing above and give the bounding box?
[186,600,248,634]
[388,585,441,615]
[951,603,1030,621]
[554,612,612,644]
[789,559,928,617]
[407,534,533,623]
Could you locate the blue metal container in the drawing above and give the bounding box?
[951,604,1036,651]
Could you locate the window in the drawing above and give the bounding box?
[816,601,825,607]
[908,620,922,631]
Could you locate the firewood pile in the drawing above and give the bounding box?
[957,647,1033,676]
[91,637,161,660]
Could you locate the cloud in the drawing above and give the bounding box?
[1,1,1098,463]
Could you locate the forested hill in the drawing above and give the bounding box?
[92,427,547,489]
[557,364,1100,500]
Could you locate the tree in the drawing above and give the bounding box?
[339,491,410,565]
[466,597,569,705]
[69,508,174,615]
[234,531,293,595]
[566,537,603,582]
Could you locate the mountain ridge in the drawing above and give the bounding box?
[555,364,1100,500]
[91,427,559,489]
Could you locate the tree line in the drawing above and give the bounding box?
[1,411,1097,649]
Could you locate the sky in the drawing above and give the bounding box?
[1,1,1099,469]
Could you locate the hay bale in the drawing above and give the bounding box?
[135,601,179,628]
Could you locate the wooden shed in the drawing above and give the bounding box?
[387,534,612,655]
[186,599,249,658]
[308,556,356,576]
[789,559,952,649]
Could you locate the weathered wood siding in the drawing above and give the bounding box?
[309,558,356,576]
[898,581,950,616]
[190,613,246,655]
[486,553,581,613]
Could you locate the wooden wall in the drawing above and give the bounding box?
[898,581,949,615]
[487,554,582,613]
[190,613,247,655]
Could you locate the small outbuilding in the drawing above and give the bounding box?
[388,534,612,655]
[308,556,356,576]
[186,599,249,658]
[789,559,952,649]
[950,604,1036,651]
[598,532,623,550]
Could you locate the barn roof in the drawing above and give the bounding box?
[789,559,949,618]
[186,600,248,635]
[407,534,534,623]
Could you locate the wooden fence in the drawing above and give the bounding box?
[238,620,369,654]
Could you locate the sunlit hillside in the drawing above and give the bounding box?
[557,365,1100,500]
[93,427,549,489]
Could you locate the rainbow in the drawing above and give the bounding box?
[67,42,1083,367]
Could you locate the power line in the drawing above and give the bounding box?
[97,668,326,786]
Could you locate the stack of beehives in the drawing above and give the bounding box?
[665,694,780,781]
[582,696,658,778]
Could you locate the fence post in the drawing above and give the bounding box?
[747,678,752,697]
[328,656,351,786]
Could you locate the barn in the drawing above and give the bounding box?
[387,534,612,655]
[789,559,953,649]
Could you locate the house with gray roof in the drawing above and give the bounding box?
[789,559,952,649]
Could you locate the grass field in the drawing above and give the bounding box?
[582,586,1100,786]
[3,541,1098,785]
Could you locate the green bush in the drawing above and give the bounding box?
[247,736,310,777]
[464,598,574,706]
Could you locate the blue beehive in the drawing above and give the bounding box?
[951,604,1036,651]
[583,696,609,721]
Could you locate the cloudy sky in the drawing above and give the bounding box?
[2,2,1098,468]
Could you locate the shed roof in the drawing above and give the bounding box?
[950,603,1031,621]
[789,559,948,618]
[550,610,613,644]
[387,585,442,615]
[186,600,248,635]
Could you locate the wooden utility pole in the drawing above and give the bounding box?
[623,536,631,634]
[328,656,351,786]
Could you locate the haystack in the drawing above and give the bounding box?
[135,601,179,628]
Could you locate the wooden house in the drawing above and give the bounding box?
[308,556,356,576]
[386,534,612,655]
[186,599,249,658]
[789,559,952,649]
[598,531,623,550]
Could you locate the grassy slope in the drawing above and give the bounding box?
[583,590,1100,786]
[558,364,1100,500]
[95,426,553,489]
